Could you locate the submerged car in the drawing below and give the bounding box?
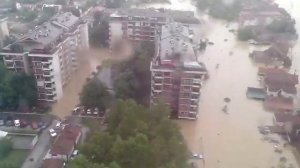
[192,153,204,159]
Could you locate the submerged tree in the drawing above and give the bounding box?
[80,78,112,111]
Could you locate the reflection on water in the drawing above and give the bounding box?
[138,0,300,167]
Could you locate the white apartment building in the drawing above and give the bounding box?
[0,12,89,105]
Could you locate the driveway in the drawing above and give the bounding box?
[21,120,56,168]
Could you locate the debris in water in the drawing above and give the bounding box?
[280,157,287,162]
[222,105,228,113]
[224,97,231,103]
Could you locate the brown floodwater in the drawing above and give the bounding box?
[51,44,132,118]
[51,0,300,167]
[138,0,300,167]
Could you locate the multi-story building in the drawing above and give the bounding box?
[108,8,200,49]
[150,23,207,120]
[0,12,89,105]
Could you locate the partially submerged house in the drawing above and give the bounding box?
[250,43,291,68]
[264,97,294,112]
[262,69,298,98]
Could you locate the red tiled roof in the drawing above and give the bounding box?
[258,67,286,76]
[274,113,300,125]
[264,97,294,111]
[60,124,81,142]
[42,159,64,168]
[264,70,298,94]
[50,125,81,155]
[50,137,74,155]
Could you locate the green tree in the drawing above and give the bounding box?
[267,19,296,34]
[238,27,254,41]
[113,42,154,105]
[0,63,38,110]
[0,139,12,159]
[21,10,38,22]
[70,100,190,168]
[55,0,67,5]
[89,19,109,48]
[80,78,112,111]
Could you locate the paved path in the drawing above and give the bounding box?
[21,121,55,168]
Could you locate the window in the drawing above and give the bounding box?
[164,72,171,76]
[14,61,24,67]
[164,78,171,84]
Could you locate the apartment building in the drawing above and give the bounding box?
[150,23,207,120]
[0,12,89,105]
[0,17,9,48]
[108,8,200,49]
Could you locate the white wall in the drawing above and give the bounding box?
[109,21,123,49]
[79,23,89,49]
[52,51,64,101]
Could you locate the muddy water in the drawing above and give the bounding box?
[51,47,132,118]
[138,0,300,167]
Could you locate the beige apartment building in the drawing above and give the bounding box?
[150,23,207,120]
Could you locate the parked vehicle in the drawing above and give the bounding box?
[87,109,92,115]
[20,120,28,128]
[0,120,4,126]
[49,129,57,137]
[93,108,99,115]
[192,153,204,159]
[56,121,61,129]
[6,120,13,127]
[31,122,38,130]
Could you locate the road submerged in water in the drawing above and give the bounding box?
[51,0,300,167]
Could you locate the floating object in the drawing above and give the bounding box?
[224,97,231,103]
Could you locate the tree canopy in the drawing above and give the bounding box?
[89,13,109,48]
[0,63,38,110]
[0,139,12,160]
[69,100,190,168]
[80,78,112,111]
[267,19,296,34]
[113,42,154,105]
[237,26,255,41]
[196,0,244,21]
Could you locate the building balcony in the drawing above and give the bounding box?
[42,65,53,71]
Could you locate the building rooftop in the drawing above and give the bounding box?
[161,9,200,24]
[110,8,200,24]
[113,8,167,18]
[2,12,80,53]
[50,124,81,155]
[274,113,300,125]
[264,96,294,111]
[42,158,64,168]
[152,22,205,71]
[160,23,196,61]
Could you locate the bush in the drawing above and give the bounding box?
[0,139,13,159]
[238,27,254,41]
[267,19,296,34]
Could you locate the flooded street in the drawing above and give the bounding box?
[51,47,131,118]
[139,0,300,167]
[177,19,298,167]
[51,0,300,166]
